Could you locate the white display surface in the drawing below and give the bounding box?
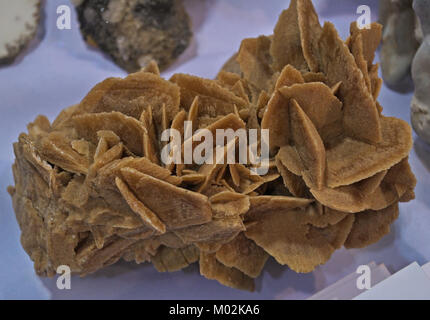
[354,262,430,300]
[1,0,430,300]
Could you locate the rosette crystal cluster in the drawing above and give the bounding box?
[9,0,416,291]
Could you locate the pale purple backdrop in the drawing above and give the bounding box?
[1,0,429,300]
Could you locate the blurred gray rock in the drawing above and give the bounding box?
[413,0,430,35]
[380,0,420,92]
[411,0,430,144]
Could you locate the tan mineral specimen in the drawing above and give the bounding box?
[9,0,415,291]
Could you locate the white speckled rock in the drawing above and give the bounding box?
[411,0,430,144]
[0,0,41,64]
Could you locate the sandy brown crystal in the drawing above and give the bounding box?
[9,0,416,291]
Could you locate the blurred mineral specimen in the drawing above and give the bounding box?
[0,0,41,64]
[411,0,430,144]
[9,0,416,291]
[380,0,430,144]
[379,0,420,92]
[75,0,192,72]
